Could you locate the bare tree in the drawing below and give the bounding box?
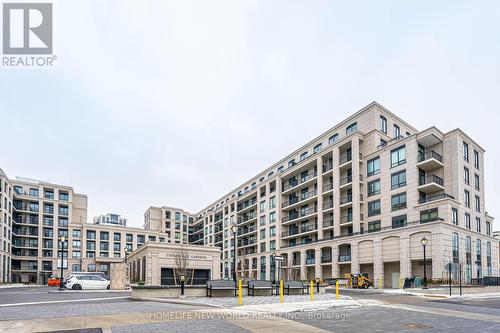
[173,247,193,285]
[283,255,299,281]
[238,253,249,280]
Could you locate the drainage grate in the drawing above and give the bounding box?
[404,323,433,329]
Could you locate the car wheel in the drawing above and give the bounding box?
[72,284,82,290]
[107,284,110,290]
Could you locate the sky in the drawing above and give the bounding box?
[1,0,499,230]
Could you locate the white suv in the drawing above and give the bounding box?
[65,274,111,290]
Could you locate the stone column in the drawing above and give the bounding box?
[315,247,321,279]
[351,242,360,274]
[300,250,307,280]
[332,245,339,278]
[400,236,411,279]
[431,232,443,280]
[373,240,383,288]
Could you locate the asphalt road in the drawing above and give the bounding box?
[0,286,132,305]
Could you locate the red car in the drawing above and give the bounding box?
[48,276,61,287]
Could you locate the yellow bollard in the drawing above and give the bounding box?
[279,280,284,303]
[378,278,383,289]
[238,279,242,305]
[335,280,339,300]
[310,280,314,301]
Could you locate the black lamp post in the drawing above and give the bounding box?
[231,224,238,284]
[421,237,428,289]
[58,236,66,291]
[180,274,185,296]
[124,247,129,286]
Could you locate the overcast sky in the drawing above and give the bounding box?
[1,1,499,230]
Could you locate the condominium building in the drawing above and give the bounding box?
[155,102,498,287]
[5,174,187,284]
[1,101,499,287]
[93,213,128,227]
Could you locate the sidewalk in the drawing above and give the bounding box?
[137,293,359,311]
[336,285,500,298]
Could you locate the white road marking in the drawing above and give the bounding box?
[0,296,130,307]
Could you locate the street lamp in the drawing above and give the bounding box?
[58,236,67,291]
[421,237,428,289]
[124,247,130,286]
[231,224,238,284]
[180,274,185,297]
[272,251,277,283]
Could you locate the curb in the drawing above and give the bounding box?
[48,290,131,294]
[136,297,224,308]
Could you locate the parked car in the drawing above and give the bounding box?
[65,274,111,290]
[70,271,110,280]
[47,275,61,287]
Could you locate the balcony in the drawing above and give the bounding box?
[323,200,334,211]
[282,189,318,209]
[339,255,351,262]
[322,163,333,173]
[323,182,333,193]
[339,215,353,224]
[281,207,318,223]
[339,195,352,206]
[417,151,444,171]
[339,175,352,187]
[237,198,257,212]
[282,171,318,193]
[238,214,257,226]
[281,224,317,238]
[418,175,444,194]
[323,217,334,228]
[237,225,256,236]
[237,238,257,248]
[418,193,454,204]
[321,256,332,263]
[306,258,315,265]
[339,153,352,166]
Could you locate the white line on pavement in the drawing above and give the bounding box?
[0,296,130,307]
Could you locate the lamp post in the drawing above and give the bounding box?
[231,224,238,284]
[124,247,129,288]
[180,274,185,297]
[58,236,66,291]
[421,237,428,289]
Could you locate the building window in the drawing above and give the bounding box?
[486,221,491,236]
[391,170,406,189]
[391,192,407,211]
[87,230,96,240]
[390,146,406,167]
[328,134,338,145]
[346,122,357,134]
[367,157,380,176]
[260,216,266,226]
[464,190,470,208]
[260,229,266,240]
[392,215,407,229]
[475,196,480,212]
[465,213,471,229]
[474,150,480,169]
[476,217,481,233]
[175,212,181,221]
[452,233,459,263]
[313,144,322,153]
[260,201,266,213]
[300,152,308,161]
[260,243,266,252]
[269,196,276,209]
[87,264,96,272]
[380,116,387,133]
[368,220,381,232]
[72,229,81,238]
[463,142,469,162]
[367,179,381,197]
[464,167,469,185]
[269,226,276,237]
[100,231,109,241]
[474,174,480,190]
[269,212,276,223]
[451,208,458,225]
[420,208,438,223]
[367,200,381,217]
[393,124,400,139]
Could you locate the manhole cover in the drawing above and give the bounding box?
[404,323,433,329]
